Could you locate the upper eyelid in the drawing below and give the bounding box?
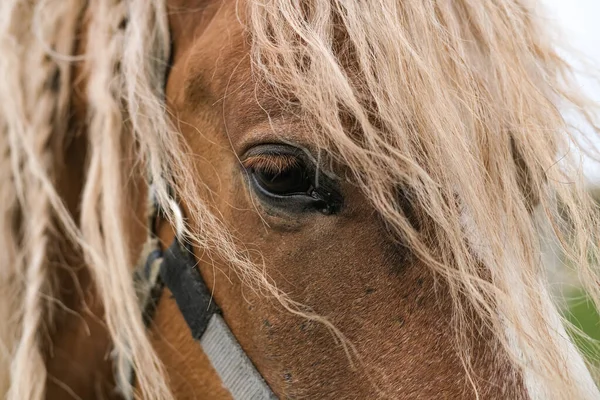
[242,154,302,173]
[241,143,340,182]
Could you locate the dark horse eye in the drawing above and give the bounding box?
[252,163,312,196]
[242,144,343,215]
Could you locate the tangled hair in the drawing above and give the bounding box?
[0,0,599,399]
[249,0,600,397]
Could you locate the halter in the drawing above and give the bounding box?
[122,193,277,399]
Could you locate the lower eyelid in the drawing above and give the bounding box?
[248,170,343,215]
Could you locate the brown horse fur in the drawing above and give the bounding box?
[48,2,523,392]
[144,2,522,398]
[2,0,600,399]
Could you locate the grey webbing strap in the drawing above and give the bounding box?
[202,314,278,400]
[132,238,277,400]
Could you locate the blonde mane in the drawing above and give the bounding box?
[1,0,599,399]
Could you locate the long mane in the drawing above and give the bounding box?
[1,0,599,399]
[249,1,600,396]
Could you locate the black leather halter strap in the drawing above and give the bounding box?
[130,197,277,400]
[158,241,220,339]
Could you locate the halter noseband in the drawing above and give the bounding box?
[122,195,277,399]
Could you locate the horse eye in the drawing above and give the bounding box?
[251,162,312,196]
[242,144,344,215]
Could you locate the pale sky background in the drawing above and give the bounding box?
[542,0,600,184]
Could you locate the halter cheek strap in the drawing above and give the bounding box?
[123,201,277,399]
[159,241,220,339]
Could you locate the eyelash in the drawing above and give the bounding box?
[242,154,301,174]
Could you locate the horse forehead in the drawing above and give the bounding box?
[168,1,290,148]
[170,0,247,84]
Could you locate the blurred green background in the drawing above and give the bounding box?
[561,187,600,373]
[565,288,600,368]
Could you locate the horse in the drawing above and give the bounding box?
[1,0,600,398]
